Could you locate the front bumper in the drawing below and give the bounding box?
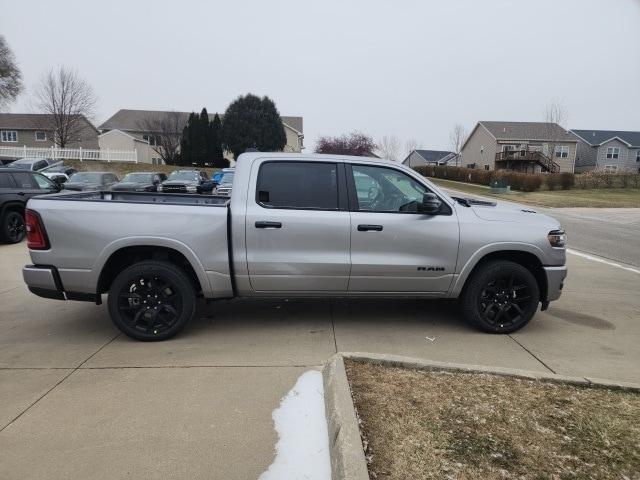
[544,265,567,303]
[22,265,99,303]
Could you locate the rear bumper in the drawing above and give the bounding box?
[544,265,567,303]
[22,265,99,303]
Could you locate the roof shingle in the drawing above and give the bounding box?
[480,121,576,142]
[570,129,640,147]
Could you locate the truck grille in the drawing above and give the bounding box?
[162,185,187,193]
[216,187,232,197]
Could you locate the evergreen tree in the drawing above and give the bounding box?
[221,93,287,161]
[209,113,226,167]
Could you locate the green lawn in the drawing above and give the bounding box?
[428,178,640,208]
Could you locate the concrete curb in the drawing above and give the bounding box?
[322,352,640,480]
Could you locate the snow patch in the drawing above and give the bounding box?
[259,370,331,480]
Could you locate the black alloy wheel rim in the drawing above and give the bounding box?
[7,214,24,241]
[118,275,183,335]
[478,274,532,328]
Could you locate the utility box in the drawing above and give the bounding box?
[490,177,510,194]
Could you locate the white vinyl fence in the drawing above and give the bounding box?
[0,145,138,163]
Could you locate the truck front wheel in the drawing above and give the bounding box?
[107,260,196,341]
[460,260,539,333]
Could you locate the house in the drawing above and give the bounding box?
[0,113,99,151]
[402,150,458,168]
[460,121,577,173]
[98,109,304,165]
[570,129,640,173]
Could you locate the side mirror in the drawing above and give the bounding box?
[420,193,442,215]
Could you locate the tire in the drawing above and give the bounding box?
[0,210,25,244]
[460,260,539,334]
[107,260,196,341]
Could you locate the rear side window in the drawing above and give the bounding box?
[11,172,38,189]
[0,173,16,188]
[256,162,338,210]
[34,160,48,171]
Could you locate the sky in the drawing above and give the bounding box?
[2,0,639,156]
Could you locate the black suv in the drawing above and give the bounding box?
[159,170,214,194]
[0,168,61,243]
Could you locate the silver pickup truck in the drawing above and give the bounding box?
[22,153,567,341]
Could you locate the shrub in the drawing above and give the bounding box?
[559,172,575,190]
[546,174,561,191]
[413,165,543,191]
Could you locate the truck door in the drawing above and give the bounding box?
[245,160,351,292]
[346,163,459,293]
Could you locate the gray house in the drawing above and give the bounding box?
[460,121,577,173]
[0,113,99,150]
[402,149,458,168]
[570,130,640,173]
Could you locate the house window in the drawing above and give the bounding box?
[501,145,516,152]
[1,130,18,142]
[606,147,620,159]
[484,164,490,170]
[35,131,47,141]
[636,150,640,162]
[554,146,569,158]
[143,134,160,146]
[604,165,618,173]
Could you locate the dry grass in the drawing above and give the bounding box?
[345,360,640,480]
[64,160,220,179]
[429,177,640,208]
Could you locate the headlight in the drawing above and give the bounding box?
[186,185,197,192]
[548,229,566,248]
[157,185,163,192]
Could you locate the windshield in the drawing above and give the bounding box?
[122,173,154,183]
[69,172,102,183]
[219,172,234,184]
[168,171,199,181]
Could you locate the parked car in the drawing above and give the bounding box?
[212,170,235,197]
[22,153,567,341]
[39,165,78,185]
[5,157,61,172]
[158,170,213,194]
[111,172,167,192]
[64,172,119,191]
[0,168,61,243]
[212,167,235,184]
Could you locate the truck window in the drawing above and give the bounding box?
[256,161,338,210]
[0,173,16,188]
[11,172,38,189]
[351,164,429,213]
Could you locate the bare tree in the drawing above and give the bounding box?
[403,138,421,157]
[542,99,569,166]
[377,134,400,161]
[449,124,468,166]
[137,111,186,165]
[33,66,97,148]
[0,35,23,111]
[543,98,568,127]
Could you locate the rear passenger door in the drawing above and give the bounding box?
[10,172,46,200]
[245,160,351,292]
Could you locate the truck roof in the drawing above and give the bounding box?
[235,152,398,165]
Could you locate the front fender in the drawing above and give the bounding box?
[449,242,546,297]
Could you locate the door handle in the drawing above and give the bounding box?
[255,221,282,229]
[17,192,25,196]
[357,224,383,232]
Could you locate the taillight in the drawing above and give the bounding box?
[26,210,50,250]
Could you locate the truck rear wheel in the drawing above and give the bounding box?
[0,211,25,244]
[107,260,196,341]
[460,260,539,334]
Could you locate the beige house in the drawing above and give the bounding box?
[0,113,99,150]
[460,121,577,173]
[99,109,304,165]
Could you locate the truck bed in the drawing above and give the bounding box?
[39,190,230,206]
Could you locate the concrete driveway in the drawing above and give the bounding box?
[1,240,639,479]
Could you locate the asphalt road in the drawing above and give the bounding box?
[540,207,640,267]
